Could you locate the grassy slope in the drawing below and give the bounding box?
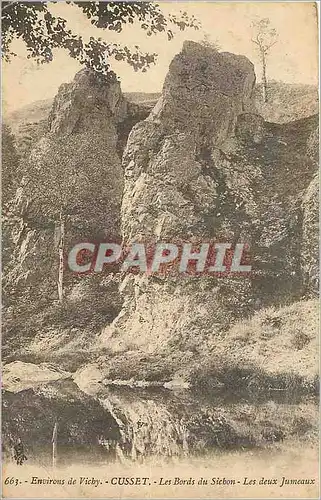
[86,299,318,391]
[194,299,319,391]
[15,298,317,396]
[254,82,319,123]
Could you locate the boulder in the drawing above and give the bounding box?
[2,361,71,393]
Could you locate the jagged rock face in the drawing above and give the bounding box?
[4,70,155,355]
[306,126,319,162]
[101,43,258,353]
[3,186,58,306]
[5,70,124,304]
[121,42,256,243]
[101,41,318,355]
[301,174,319,295]
[235,113,265,145]
[3,72,155,359]
[48,69,128,137]
[39,68,126,239]
[149,41,256,147]
[302,126,319,295]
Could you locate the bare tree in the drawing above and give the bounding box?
[251,18,278,103]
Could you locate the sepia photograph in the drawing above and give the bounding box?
[1,1,319,498]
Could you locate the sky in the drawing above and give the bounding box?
[2,1,319,113]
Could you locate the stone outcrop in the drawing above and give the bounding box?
[48,69,128,137]
[148,41,256,148]
[2,41,319,472]
[99,43,258,354]
[4,70,152,301]
[121,42,256,244]
[3,70,150,357]
[28,69,127,242]
[235,113,265,145]
[306,125,319,162]
[99,41,318,357]
[301,173,319,294]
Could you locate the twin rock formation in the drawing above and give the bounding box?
[6,41,319,365]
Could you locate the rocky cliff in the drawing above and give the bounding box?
[97,41,318,368]
[3,42,319,388]
[3,69,150,356]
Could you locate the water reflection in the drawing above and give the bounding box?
[2,380,318,467]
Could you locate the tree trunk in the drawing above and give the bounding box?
[52,422,58,468]
[57,212,65,304]
[261,50,268,103]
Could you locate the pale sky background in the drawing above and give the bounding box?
[2,1,319,113]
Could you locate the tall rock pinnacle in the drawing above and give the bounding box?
[100,41,318,357]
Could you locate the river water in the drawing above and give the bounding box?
[2,379,318,468]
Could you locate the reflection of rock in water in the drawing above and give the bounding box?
[99,394,189,461]
[11,437,28,465]
[95,386,318,462]
[2,380,318,465]
[2,380,120,466]
[98,389,243,460]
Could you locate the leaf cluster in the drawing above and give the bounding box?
[2,1,200,77]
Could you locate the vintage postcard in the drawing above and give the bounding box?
[1,1,319,499]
